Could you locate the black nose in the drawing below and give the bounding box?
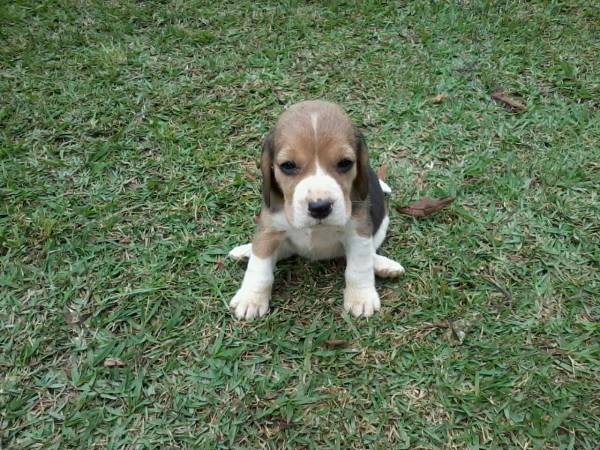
[308,199,333,219]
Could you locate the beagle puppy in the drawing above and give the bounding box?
[228,100,404,320]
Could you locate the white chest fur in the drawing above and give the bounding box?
[285,225,345,260]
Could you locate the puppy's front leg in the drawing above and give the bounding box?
[230,230,283,320]
[343,232,380,317]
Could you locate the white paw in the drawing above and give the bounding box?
[229,288,269,320]
[228,243,252,261]
[374,255,405,278]
[343,286,381,318]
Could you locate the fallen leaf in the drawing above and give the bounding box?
[413,322,449,339]
[463,177,480,186]
[323,339,351,349]
[431,93,448,104]
[378,162,388,181]
[541,346,569,356]
[449,320,470,344]
[266,416,293,430]
[215,257,225,272]
[63,307,91,326]
[483,276,512,302]
[103,357,125,368]
[397,197,455,217]
[491,88,526,112]
[64,309,80,325]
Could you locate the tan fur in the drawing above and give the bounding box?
[352,203,372,237]
[252,211,285,258]
[252,229,284,258]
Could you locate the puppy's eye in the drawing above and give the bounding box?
[337,158,354,173]
[279,161,299,175]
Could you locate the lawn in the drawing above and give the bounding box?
[1,0,599,448]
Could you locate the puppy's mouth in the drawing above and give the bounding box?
[298,218,327,228]
[311,219,342,228]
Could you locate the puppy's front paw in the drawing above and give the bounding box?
[343,286,381,318]
[374,254,405,278]
[230,288,269,320]
[228,243,252,261]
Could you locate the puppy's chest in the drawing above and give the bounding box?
[286,226,345,260]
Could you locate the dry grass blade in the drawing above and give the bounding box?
[491,88,526,112]
[411,322,449,339]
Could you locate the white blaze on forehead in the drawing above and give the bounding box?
[310,112,319,138]
[314,159,326,176]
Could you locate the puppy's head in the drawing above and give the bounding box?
[261,101,369,228]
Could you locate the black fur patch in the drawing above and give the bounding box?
[368,167,386,235]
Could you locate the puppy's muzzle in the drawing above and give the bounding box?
[308,199,334,219]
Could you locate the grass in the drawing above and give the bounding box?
[1,0,599,448]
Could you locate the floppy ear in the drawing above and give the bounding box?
[352,129,370,201]
[260,130,282,208]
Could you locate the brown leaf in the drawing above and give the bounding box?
[431,93,448,104]
[64,310,92,326]
[483,276,512,302]
[323,339,351,349]
[397,197,454,217]
[491,88,526,112]
[266,416,293,430]
[413,321,449,339]
[463,177,480,186]
[215,257,225,272]
[103,357,125,368]
[63,305,91,326]
[449,320,470,344]
[378,162,388,181]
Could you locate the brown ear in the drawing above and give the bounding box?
[352,129,370,201]
[260,130,282,208]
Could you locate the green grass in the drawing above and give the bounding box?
[1,0,599,448]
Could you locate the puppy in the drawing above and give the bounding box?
[228,100,404,320]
